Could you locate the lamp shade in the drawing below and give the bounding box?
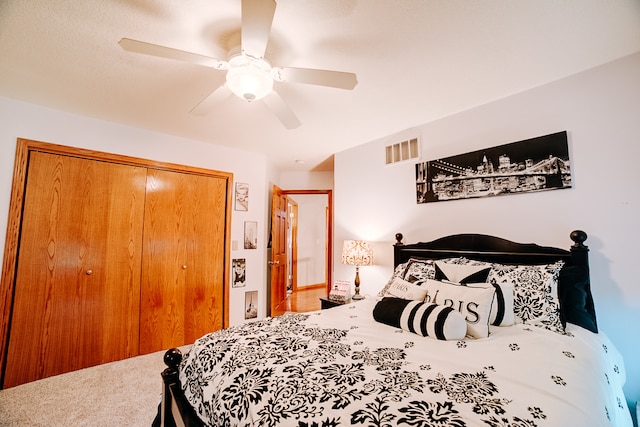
[341,240,373,267]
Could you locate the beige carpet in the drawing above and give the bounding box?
[0,346,190,426]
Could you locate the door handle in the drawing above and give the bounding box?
[268,260,280,265]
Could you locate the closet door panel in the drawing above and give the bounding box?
[3,152,146,387]
[140,169,226,354]
[183,174,226,343]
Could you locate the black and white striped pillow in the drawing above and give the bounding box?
[373,297,467,340]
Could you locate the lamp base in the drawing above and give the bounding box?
[352,268,364,300]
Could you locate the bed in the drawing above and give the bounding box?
[154,230,633,426]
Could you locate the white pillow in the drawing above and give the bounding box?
[384,277,429,301]
[468,283,514,326]
[423,279,495,339]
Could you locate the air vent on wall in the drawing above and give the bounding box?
[385,137,420,165]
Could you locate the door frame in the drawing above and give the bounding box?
[0,139,233,385]
[287,197,299,292]
[270,189,332,313]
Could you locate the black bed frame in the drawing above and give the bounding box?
[155,230,591,427]
[393,230,589,268]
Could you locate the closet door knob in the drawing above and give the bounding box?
[86,269,93,275]
[182,265,187,269]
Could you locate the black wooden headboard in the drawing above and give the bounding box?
[393,230,589,268]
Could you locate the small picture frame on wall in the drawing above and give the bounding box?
[232,258,246,288]
[244,221,258,249]
[245,290,258,320]
[235,182,249,211]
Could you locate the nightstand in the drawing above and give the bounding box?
[319,297,351,309]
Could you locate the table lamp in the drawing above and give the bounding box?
[341,240,373,300]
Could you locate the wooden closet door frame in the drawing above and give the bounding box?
[0,138,233,386]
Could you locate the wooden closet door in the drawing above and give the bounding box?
[3,152,146,388]
[139,169,226,354]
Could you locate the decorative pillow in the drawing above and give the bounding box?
[373,297,467,340]
[468,282,514,326]
[402,258,436,284]
[487,261,565,333]
[377,260,411,298]
[435,258,491,284]
[384,277,429,301]
[422,279,495,339]
[558,265,598,333]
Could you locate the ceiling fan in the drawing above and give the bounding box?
[118,0,358,129]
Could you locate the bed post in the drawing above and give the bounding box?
[160,348,183,427]
[156,348,204,427]
[569,230,589,267]
[393,233,404,267]
[567,230,598,332]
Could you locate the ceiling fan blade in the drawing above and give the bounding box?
[118,38,228,70]
[262,90,301,129]
[189,84,232,116]
[241,0,276,58]
[272,66,358,90]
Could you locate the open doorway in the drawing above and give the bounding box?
[270,187,332,315]
[287,193,329,293]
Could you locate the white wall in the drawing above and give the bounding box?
[0,97,270,328]
[279,170,334,190]
[334,51,640,414]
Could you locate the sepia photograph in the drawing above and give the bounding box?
[234,182,249,211]
[245,291,258,320]
[416,131,571,204]
[244,221,258,249]
[232,258,246,288]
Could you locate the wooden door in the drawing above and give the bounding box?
[270,186,288,314]
[139,169,227,354]
[3,152,146,387]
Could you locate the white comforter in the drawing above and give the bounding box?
[180,299,632,427]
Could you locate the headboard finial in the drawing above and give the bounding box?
[570,230,588,248]
[164,347,183,369]
[395,233,404,246]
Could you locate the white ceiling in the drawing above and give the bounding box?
[1,1,639,172]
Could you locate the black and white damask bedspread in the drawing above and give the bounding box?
[179,299,631,427]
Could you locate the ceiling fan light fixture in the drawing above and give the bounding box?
[226,54,274,102]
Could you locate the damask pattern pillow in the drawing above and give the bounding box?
[487,261,565,333]
[422,279,495,339]
[402,258,437,284]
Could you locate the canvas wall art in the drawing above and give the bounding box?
[416,131,571,204]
